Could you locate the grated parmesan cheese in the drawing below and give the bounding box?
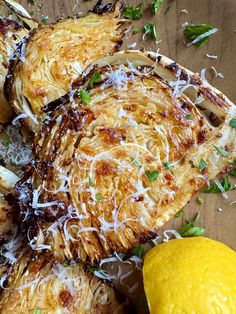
[206,53,218,59]
[0,124,32,174]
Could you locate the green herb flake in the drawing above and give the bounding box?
[89,266,99,274]
[95,193,102,201]
[174,208,185,218]
[116,252,125,259]
[144,23,157,40]
[41,16,49,24]
[131,245,147,259]
[28,0,35,4]
[150,0,163,14]
[33,310,42,314]
[198,158,207,171]
[164,161,174,169]
[203,176,232,193]
[138,292,149,309]
[89,176,94,187]
[2,138,10,147]
[133,159,140,169]
[123,4,143,20]
[189,160,195,167]
[213,144,229,157]
[145,170,159,182]
[230,168,236,177]
[178,212,205,237]
[132,27,140,35]
[183,24,216,47]
[229,118,236,128]
[79,89,91,104]
[185,113,193,120]
[87,71,101,89]
[29,10,34,16]
[196,196,204,205]
[230,159,236,172]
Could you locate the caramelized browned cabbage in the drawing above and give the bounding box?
[5,1,126,131]
[17,51,236,263]
[0,253,130,313]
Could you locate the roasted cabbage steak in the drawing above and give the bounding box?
[5,1,126,131]
[0,253,130,313]
[17,51,236,262]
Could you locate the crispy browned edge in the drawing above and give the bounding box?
[4,0,126,121]
[43,52,229,115]
[0,17,23,36]
[0,17,27,124]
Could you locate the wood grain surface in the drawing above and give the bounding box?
[4,0,234,248]
[0,0,235,311]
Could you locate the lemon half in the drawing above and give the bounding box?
[143,237,236,314]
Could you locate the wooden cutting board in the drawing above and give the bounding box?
[0,1,235,311]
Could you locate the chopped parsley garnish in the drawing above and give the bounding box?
[28,0,35,4]
[203,176,232,193]
[213,144,229,157]
[123,4,143,20]
[2,138,10,147]
[131,245,147,259]
[198,158,207,171]
[189,159,207,171]
[150,0,163,14]
[137,292,149,309]
[116,252,125,259]
[0,254,6,264]
[185,113,193,120]
[189,160,196,167]
[196,196,204,205]
[230,159,236,176]
[183,24,217,47]
[164,161,174,169]
[144,23,157,40]
[87,71,101,89]
[33,310,42,314]
[41,16,49,24]
[79,89,91,104]
[132,27,140,34]
[230,168,236,177]
[89,176,94,187]
[229,118,236,128]
[145,170,159,182]
[89,266,99,274]
[178,212,205,237]
[95,193,102,201]
[174,208,185,218]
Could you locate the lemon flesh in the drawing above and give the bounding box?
[143,237,236,314]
